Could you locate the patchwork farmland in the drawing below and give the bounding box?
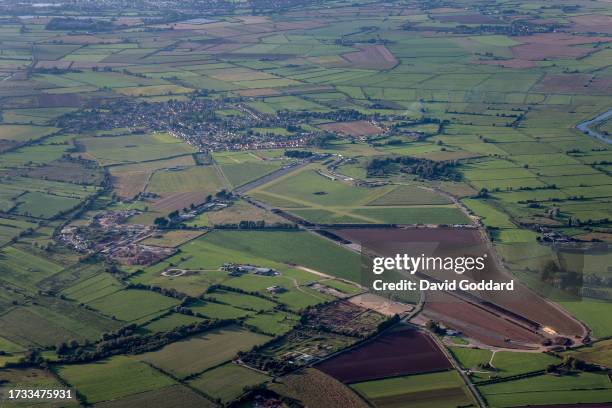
[0,0,610,407]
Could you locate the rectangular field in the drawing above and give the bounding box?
[138,325,271,378]
[316,326,451,383]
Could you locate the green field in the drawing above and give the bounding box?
[141,313,206,334]
[479,372,612,408]
[81,132,195,165]
[244,311,299,336]
[0,368,80,406]
[92,385,215,408]
[559,301,612,338]
[0,125,58,142]
[0,245,63,290]
[207,290,277,312]
[189,300,253,319]
[219,161,283,187]
[138,230,360,284]
[57,356,176,404]
[188,363,270,403]
[87,289,180,322]
[139,325,271,378]
[0,1,610,406]
[351,370,475,408]
[450,347,561,382]
[367,185,452,206]
[0,299,120,347]
[256,168,393,207]
[146,165,224,196]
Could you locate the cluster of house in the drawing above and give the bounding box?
[60,97,319,152]
[176,200,229,222]
[59,209,178,265]
[538,227,573,243]
[220,263,286,293]
[59,210,150,253]
[221,263,280,277]
[112,244,175,266]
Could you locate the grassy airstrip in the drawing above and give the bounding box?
[248,164,470,225]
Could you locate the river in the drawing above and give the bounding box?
[576,108,612,144]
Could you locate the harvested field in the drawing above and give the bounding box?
[333,228,586,344]
[316,326,451,383]
[570,15,612,35]
[319,120,383,137]
[109,155,195,199]
[535,74,601,94]
[111,171,150,199]
[141,230,205,248]
[511,33,606,61]
[341,45,398,70]
[16,159,104,185]
[423,291,543,349]
[566,339,612,368]
[205,199,286,226]
[271,368,369,408]
[152,192,209,213]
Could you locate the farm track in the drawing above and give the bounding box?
[428,329,487,408]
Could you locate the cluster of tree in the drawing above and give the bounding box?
[367,156,461,180]
[540,260,582,294]
[46,17,114,31]
[126,283,188,300]
[284,150,313,158]
[237,348,293,376]
[372,138,405,147]
[546,356,602,374]
[32,67,80,75]
[391,117,446,129]
[228,388,298,408]
[1,350,42,369]
[425,320,446,336]
[284,108,366,123]
[56,320,232,363]
[310,132,337,148]
[377,314,401,332]
[408,20,557,36]
[207,284,285,308]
